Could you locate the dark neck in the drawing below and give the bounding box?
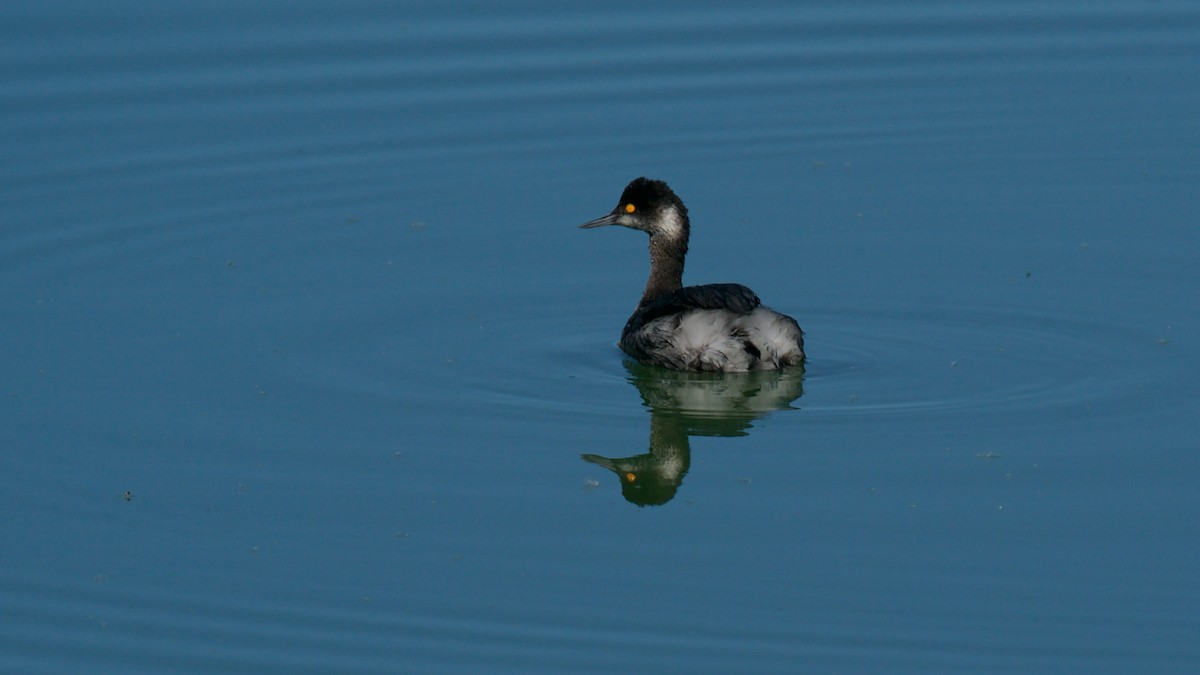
[649,411,690,457]
[640,234,687,305]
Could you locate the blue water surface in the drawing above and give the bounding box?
[2,1,1198,673]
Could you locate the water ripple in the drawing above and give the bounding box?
[307,298,1171,431]
[795,303,1177,428]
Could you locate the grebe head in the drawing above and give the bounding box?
[579,177,690,243]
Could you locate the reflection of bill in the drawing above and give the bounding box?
[582,360,804,507]
[583,413,690,507]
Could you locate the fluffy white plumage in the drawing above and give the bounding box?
[632,307,805,372]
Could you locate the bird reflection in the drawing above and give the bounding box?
[582,360,804,506]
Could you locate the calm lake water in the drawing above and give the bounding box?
[3,1,1198,673]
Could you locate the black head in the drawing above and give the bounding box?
[579,177,690,240]
[581,452,683,507]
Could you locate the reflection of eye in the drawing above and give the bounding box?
[624,203,636,214]
[624,472,637,482]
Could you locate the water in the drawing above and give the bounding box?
[3,1,1198,673]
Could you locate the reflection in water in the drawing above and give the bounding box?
[583,361,804,506]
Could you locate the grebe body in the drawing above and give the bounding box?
[580,178,805,372]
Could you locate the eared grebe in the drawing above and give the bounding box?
[580,177,805,372]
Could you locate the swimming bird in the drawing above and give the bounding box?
[580,177,805,372]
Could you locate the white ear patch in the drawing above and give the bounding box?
[656,205,685,239]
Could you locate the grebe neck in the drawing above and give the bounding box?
[641,234,686,305]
